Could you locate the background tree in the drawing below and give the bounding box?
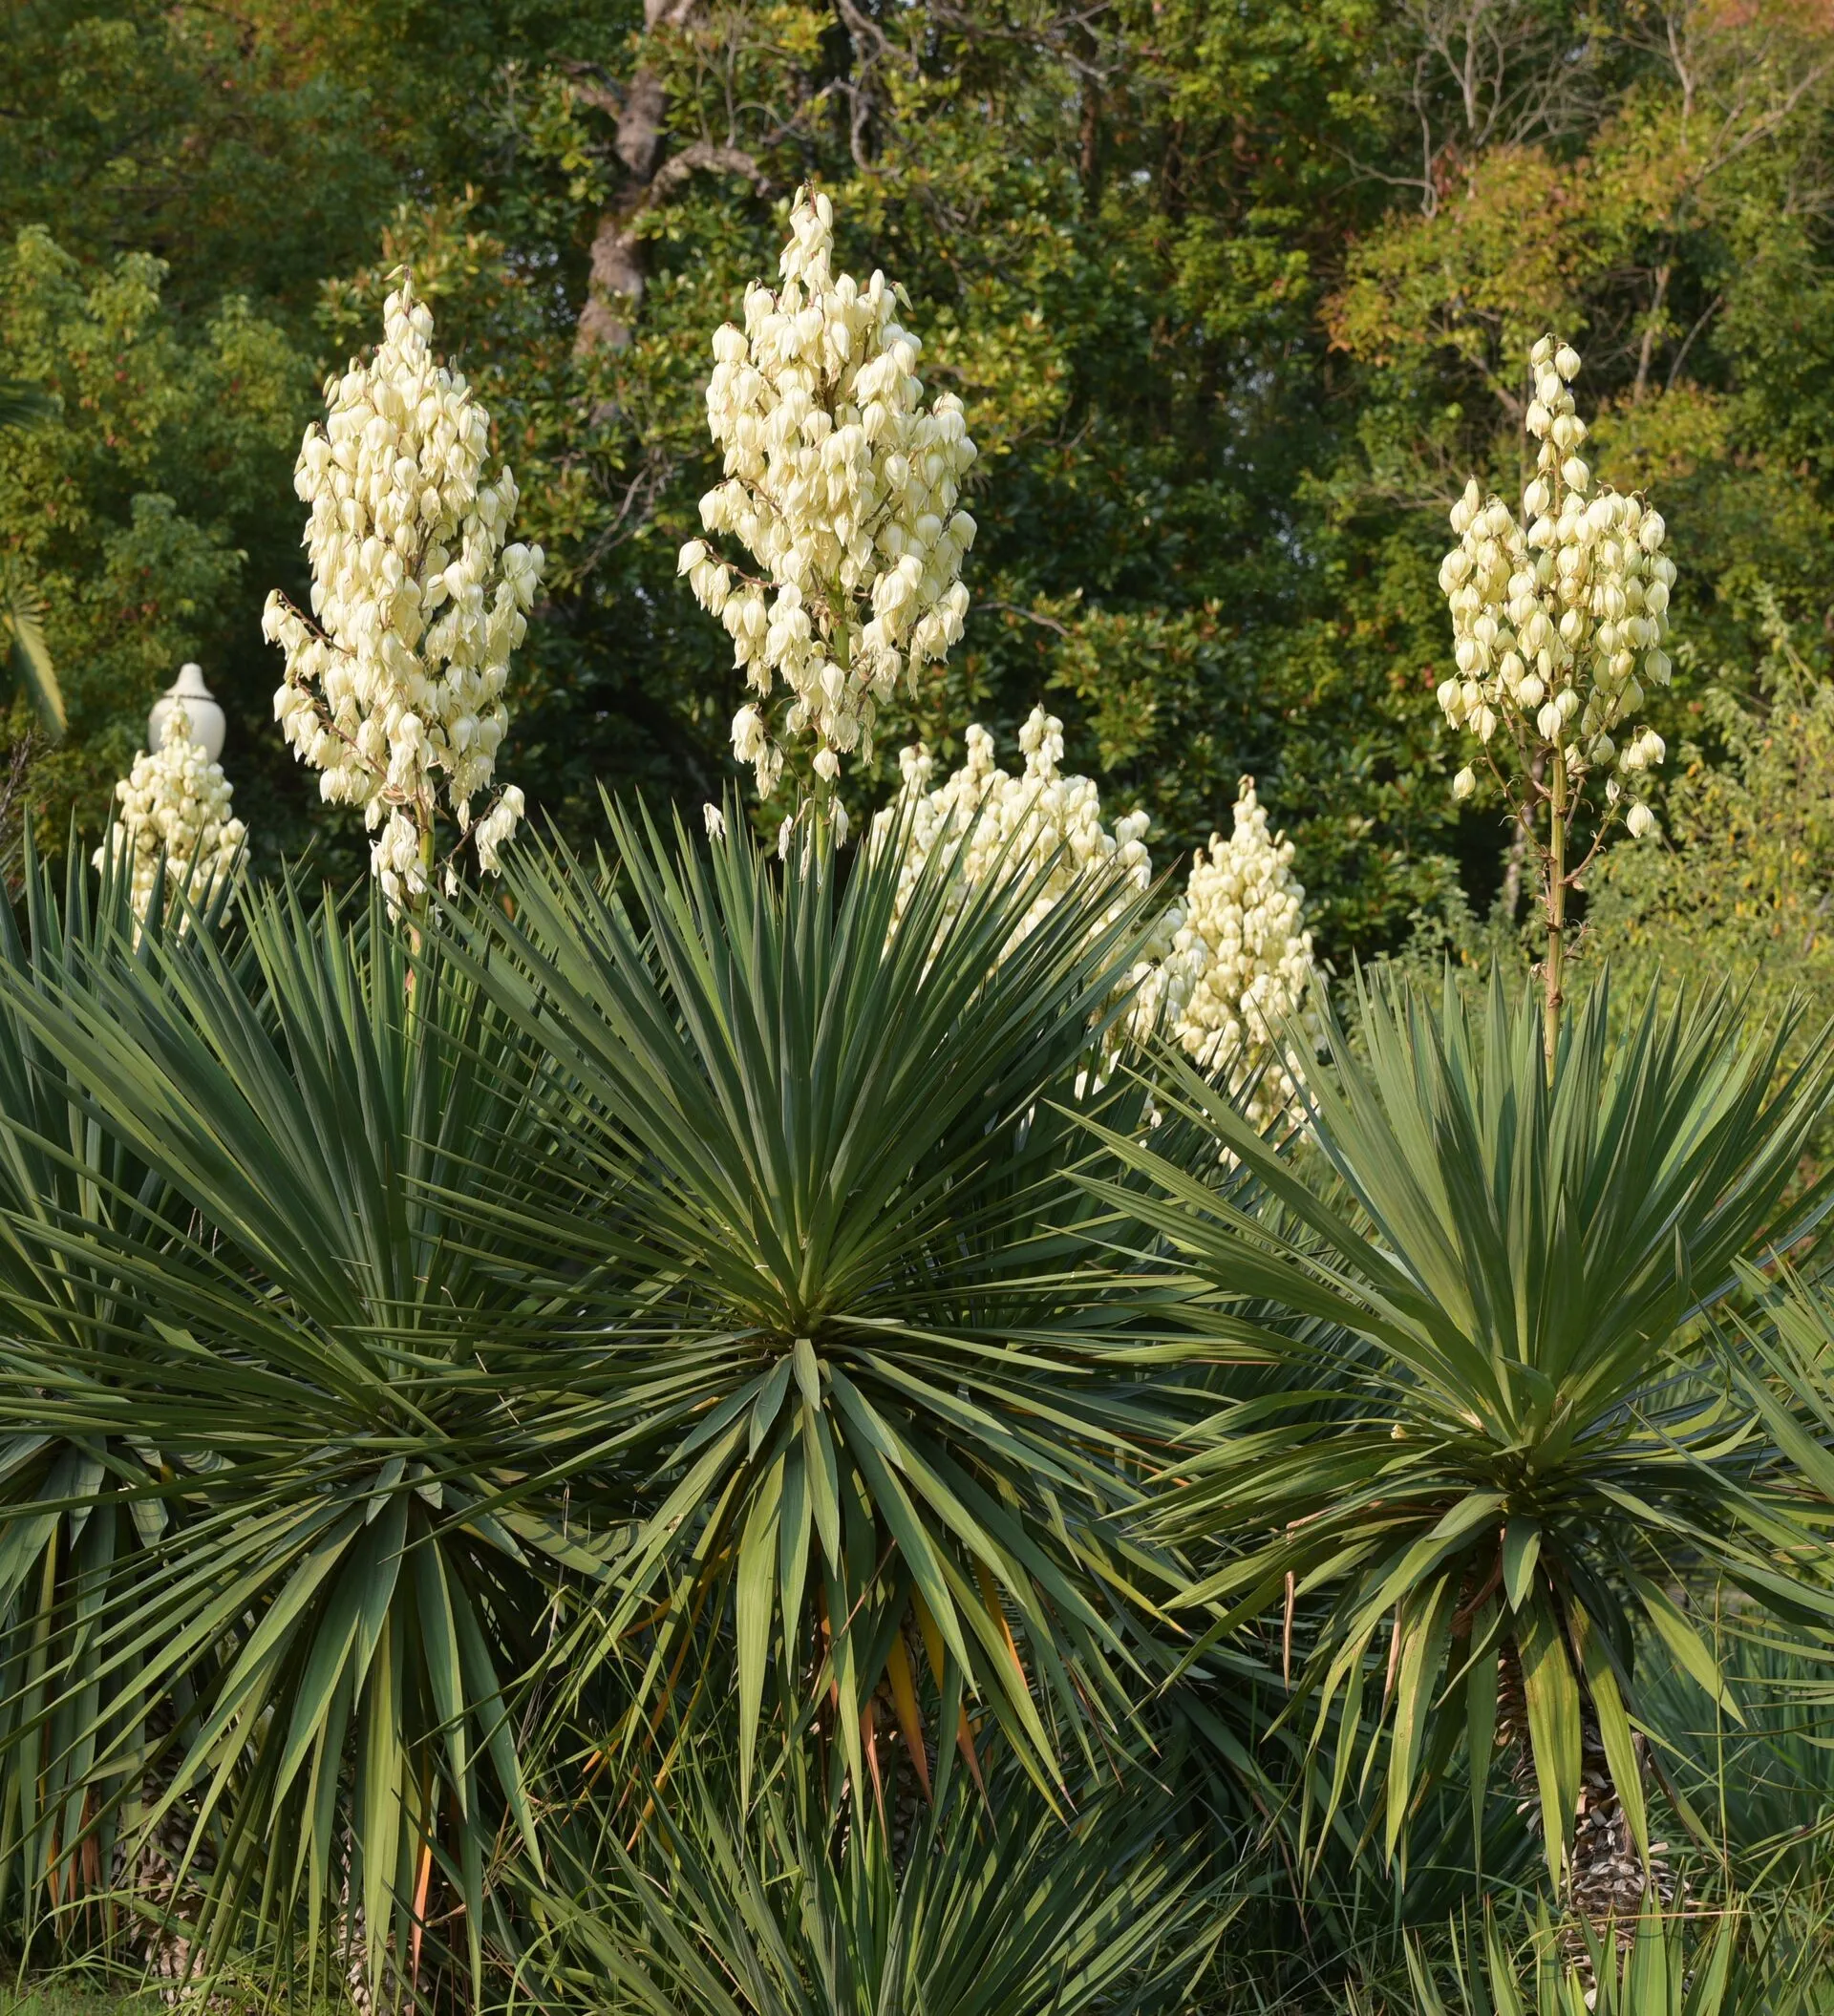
[6,0,1834,960]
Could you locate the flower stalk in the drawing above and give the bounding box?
[264,273,541,912]
[94,702,245,941]
[681,186,978,817]
[1438,335,1676,1069]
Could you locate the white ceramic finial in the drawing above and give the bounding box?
[149,663,226,764]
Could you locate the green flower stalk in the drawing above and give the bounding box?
[1437,334,1677,1065]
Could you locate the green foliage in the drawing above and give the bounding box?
[1394,1897,1834,2016]
[0,381,62,738]
[0,228,308,844]
[0,1988,163,2016]
[504,1751,1226,2016]
[1642,1632,1834,1907]
[1087,975,1834,1883]
[465,804,1189,1808]
[7,6,1834,2008]
[11,0,1833,955]
[1587,597,1834,1031]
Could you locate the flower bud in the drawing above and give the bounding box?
[1452,766,1477,800]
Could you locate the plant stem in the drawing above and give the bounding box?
[810,598,848,857]
[812,764,831,853]
[406,806,437,1020]
[1544,747,1567,1074]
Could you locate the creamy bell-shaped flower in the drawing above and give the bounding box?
[871,708,1184,1056]
[872,708,1152,943]
[263,274,543,907]
[1169,778,1315,1133]
[684,188,979,796]
[1437,333,1671,838]
[94,702,245,940]
[873,730,1314,1122]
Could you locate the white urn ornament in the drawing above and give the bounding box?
[149,663,225,763]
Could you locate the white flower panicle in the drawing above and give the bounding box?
[262,274,544,907]
[873,707,1155,952]
[680,188,979,797]
[94,704,246,935]
[1168,778,1314,1133]
[873,728,1316,1121]
[873,720,1316,1122]
[1437,333,1674,838]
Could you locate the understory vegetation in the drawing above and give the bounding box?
[1,818,1831,2016]
[5,3,1834,2014]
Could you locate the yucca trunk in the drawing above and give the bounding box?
[1496,1642,1672,1952]
[120,1697,212,1999]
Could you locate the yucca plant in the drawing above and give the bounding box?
[499,1743,1226,2016]
[1392,1898,1833,2016]
[0,845,224,1965]
[0,872,623,1998]
[1085,972,1834,1924]
[463,803,1193,1816]
[0,798,1217,1996]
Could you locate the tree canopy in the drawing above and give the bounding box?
[5,0,1832,960]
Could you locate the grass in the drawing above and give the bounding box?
[0,1987,154,2016]
[0,1984,335,2016]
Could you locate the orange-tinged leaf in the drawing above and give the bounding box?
[975,1562,1027,1689]
[863,1692,887,1833]
[885,1626,932,1802]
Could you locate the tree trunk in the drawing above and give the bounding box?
[576,0,703,356]
[114,1695,214,2002]
[1567,1704,1674,1945]
[1495,1642,1673,1961]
